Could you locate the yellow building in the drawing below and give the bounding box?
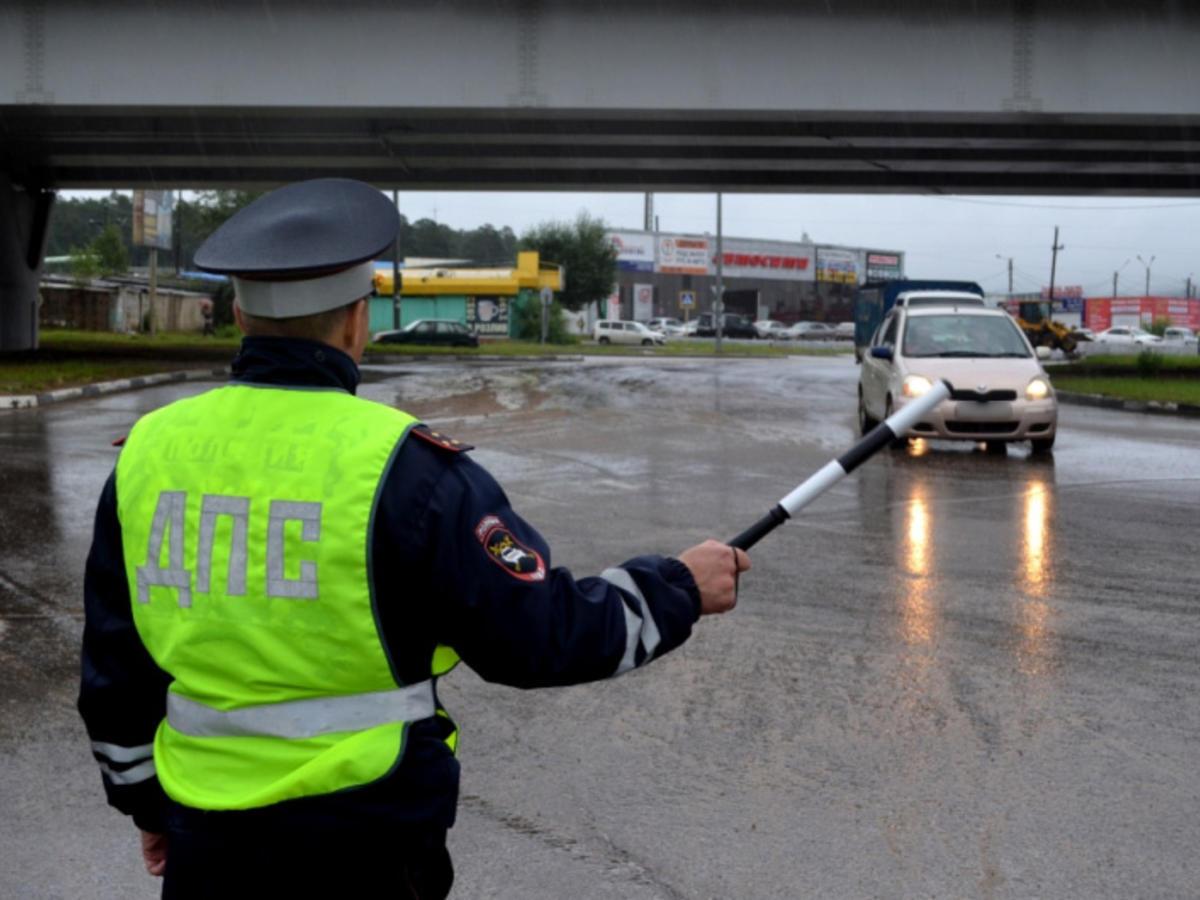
[370,251,562,337]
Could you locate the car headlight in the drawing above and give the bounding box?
[1025,377,1051,400]
[902,374,933,398]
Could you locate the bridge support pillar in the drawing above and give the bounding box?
[0,174,56,353]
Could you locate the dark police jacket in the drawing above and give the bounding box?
[78,337,702,838]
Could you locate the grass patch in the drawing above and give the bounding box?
[0,357,200,394]
[1053,375,1200,406]
[1064,353,1200,375]
[39,329,238,361]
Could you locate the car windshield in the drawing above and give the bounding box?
[902,314,1030,358]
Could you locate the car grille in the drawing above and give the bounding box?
[948,388,1018,402]
[945,421,1020,434]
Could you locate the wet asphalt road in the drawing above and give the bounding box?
[2,355,1198,899]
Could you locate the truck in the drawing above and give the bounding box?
[853,279,985,362]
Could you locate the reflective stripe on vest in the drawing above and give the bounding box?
[167,680,436,740]
[117,383,429,811]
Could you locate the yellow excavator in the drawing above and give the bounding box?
[1015,301,1078,354]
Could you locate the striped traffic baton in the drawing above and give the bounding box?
[729,379,951,550]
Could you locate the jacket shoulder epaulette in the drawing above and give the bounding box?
[410,425,473,453]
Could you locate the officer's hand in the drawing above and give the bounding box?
[679,539,750,616]
[139,830,168,877]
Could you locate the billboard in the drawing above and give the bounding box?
[608,231,656,272]
[633,283,654,321]
[816,248,860,284]
[467,295,509,336]
[717,238,814,282]
[658,235,710,275]
[865,252,903,281]
[132,190,174,250]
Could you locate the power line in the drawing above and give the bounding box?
[924,196,1200,212]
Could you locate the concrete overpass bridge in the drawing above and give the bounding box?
[3,0,1200,350]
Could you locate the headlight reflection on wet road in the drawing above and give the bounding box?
[1017,477,1057,675]
[900,484,936,646]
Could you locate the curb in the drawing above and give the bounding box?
[2,367,230,411]
[1056,390,1200,419]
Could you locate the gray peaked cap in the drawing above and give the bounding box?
[194,178,399,318]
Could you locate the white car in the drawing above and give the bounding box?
[753,319,791,339]
[1094,326,1162,346]
[1162,326,1197,344]
[646,317,687,337]
[858,304,1057,453]
[785,321,837,340]
[593,319,666,346]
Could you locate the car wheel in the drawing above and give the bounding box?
[1031,435,1055,453]
[642,338,653,346]
[858,389,878,436]
[883,398,907,449]
[985,440,1007,454]
[598,336,610,345]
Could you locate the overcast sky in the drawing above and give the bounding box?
[74,189,1200,297]
[397,191,1200,298]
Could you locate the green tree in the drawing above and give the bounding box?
[512,295,574,344]
[69,245,102,284]
[90,223,130,275]
[519,213,616,311]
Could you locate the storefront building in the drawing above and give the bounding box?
[605,230,904,324]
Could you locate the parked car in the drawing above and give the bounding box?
[833,322,856,340]
[858,304,1057,453]
[753,319,791,339]
[373,319,480,348]
[646,317,687,337]
[1094,326,1162,346]
[785,321,837,340]
[1073,327,1096,341]
[692,313,758,339]
[1162,326,1197,344]
[593,319,666,346]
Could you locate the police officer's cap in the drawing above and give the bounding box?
[194,178,398,319]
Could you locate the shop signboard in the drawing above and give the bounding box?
[633,283,654,321]
[658,235,710,275]
[816,248,860,284]
[865,252,903,281]
[608,231,656,272]
[132,190,174,250]
[467,295,509,336]
[606,290,621,320]
[717,238,814,282]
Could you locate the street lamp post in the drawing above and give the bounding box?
[1136,254,1155,297]
[995,253,1013,294]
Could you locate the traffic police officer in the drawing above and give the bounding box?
[78,178,748,898]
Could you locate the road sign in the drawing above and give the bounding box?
[679,290,696,308]
[540,286,554,305]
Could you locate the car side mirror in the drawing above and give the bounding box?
[870,346,894,361]
[1035,346,1051,360]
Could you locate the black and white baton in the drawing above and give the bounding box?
[728,380,951,550]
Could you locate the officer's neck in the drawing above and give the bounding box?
[232,336,361,394]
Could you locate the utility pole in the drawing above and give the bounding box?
[714,193,724,353]
[392,189,401,330]
[1186,274,1193,299]
[996,253,1013,294]
[1047,226,1064,303]
[1136,254,1155,297]
[643,193,654,232]
[1112,270,1119,298]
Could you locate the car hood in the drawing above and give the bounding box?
[899,356,1046,390]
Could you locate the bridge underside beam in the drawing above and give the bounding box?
[4,107,1200,195]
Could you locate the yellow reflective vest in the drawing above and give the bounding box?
[117,383,439,811]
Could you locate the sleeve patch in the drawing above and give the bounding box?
[475,515,546,583]
[411,425,473,453]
